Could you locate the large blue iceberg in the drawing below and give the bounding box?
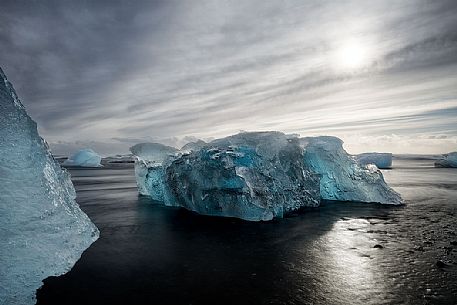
[131,132,401,221]
[355,152,392,169]
[132,133,320,220]
[63,148,102,167]
[0,68,99,305]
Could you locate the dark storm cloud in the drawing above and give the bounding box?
[1,0,456,154]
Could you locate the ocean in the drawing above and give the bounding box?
[37,157,457,305]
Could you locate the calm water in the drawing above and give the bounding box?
[37,159,457,305]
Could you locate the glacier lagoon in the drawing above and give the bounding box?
[130,132,401,221]
[0,68,99,305]
[1,66,454,305]
[36,157,457,305]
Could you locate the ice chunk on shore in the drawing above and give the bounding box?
[301,136,402,204]
[63,148,102,167]
[132,132,320,221]
[434,152,457,168]
[356,152,392,169]
[0,67,99,305]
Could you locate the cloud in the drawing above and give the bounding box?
[341,134,457,155]
[1,0,456,154]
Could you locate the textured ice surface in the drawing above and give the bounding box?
[301,136,402,204]
[132,133,402,220]
[356,152,392,169]
[132,132,320,221]
[130,143,178,199]
[63,148,102,167]
[165,132,321,220]
[434,152,457,168]
[0,68,99,305]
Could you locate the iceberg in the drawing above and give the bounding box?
[0,67,99,305]
[165,132,321,220]
[132,132,402,221]
[355,152,392,169]
[434,152,457,168]
[301,136,402,204]
[63,148,102,167]
[132,132,320,221]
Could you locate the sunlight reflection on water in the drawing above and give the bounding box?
[316,218,384,304]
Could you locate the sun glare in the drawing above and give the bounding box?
[335,40,371,70]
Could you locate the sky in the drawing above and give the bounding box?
[1,0,457,155]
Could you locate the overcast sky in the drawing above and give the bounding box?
[1,0,456,154]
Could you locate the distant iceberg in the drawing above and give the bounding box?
[435,152,457,168]
[0,67,99,305]
[63,148,102,167]
[131,132,401,221]
[355,152,392,169]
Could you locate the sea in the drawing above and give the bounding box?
[36,157,457,305]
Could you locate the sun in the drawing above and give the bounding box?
[334,40,371,70]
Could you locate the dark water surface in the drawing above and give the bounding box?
[37,159,457,305]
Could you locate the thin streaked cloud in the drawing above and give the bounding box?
[1,0,456,154]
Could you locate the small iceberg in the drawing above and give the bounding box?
[435,152,457,168]
[63,148,102,167]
